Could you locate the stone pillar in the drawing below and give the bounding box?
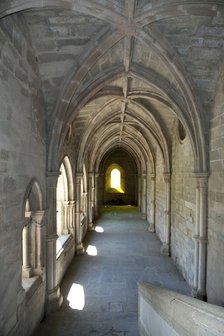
[62,201,69,234]
[46,171,63,313]
[148,174,155,233]
[22,218,32,278]
[94,173,99,218]
[138,174,141,209]
[75,173,84,255]
[32,210,45,272]
[161,173,171,256]
[68,201,76,238]
[193,173,209,300]
[88,173,94,231]
[141,173,147,220]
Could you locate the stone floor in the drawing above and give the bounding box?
[35,206,191,336]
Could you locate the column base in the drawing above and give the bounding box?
[191,288,207,301]
[148,224,155,233]
[88,223,95,231]
[76,243,85,255]
[22,267,32,278]
[141,213,146,220]
[47,286,63,313]
[160,243,170,256]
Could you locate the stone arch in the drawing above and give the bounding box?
[22,180,44,279]
[22,179,43,215]
[48,66,203,174]
[56,156,74,235]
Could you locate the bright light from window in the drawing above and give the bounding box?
[86,245,98,256]
[111,168,121,189]
[95,226,104,233]
[67,283,85,310]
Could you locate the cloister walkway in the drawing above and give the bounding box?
[35,206,191,336]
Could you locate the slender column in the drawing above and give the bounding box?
[141,173,147,219]
[68,201,76,238]
[138,174,141,209]
[192,183,200,297]
[88,173,94,231]
[75,173,84,255]
[46,171,63,312]
[62,201,69,234]
[94,173,99,218]
[148,174,155,232]
[32,210,45,272]
[22,217,32,278]
[193,173,209,300]
[161,173,171,256]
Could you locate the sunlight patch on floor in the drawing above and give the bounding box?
[95,226,104,233]
[67,283,85,310]
[86,245,98,256]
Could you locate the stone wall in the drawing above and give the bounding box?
[207,68,224,306]
[0,15,46,335]
[171,127,196,286]
[155,148,165,242]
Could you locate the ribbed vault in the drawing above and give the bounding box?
[1,0,218,172]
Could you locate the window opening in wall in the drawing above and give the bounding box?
[56,157,73,257]
[22,181,44,292]
[105,164,125,194]
[111,168,121,189]
[178,120,187,143]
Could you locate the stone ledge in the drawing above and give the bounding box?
[22,276,42,301]
[138,282,224,336]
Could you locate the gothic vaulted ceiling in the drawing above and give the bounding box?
[1,0,224,171]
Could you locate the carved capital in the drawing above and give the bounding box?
[46,171,60,187]
[150,173,155,181]
[194,172,209,188]
[163,172,171,183]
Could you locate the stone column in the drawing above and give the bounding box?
[88,173,94,231]
[138,174,141,209]
[46,171,63,312]
[68,201,76,238]
[22,217,32,278]
[148,174,155,233]
[32,210,45,272]
[193,173,209,300]
[161,173,171,256]
[141,174,147,220]
[75,173,84,255]
[62,201,69,234]
[94,173,99,218]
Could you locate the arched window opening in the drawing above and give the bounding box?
[57,162,68,236]
[177,119,187,143]
[22,181,44,283]
[56,157,74,259]
[111,169,121,189]
[105,164,125,194]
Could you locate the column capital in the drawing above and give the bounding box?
[194,172,209,188]
[149,173,155,181]
[46,171,60,187]
[47,233,58,242]
[193,235,208,244]
[31,210,45,225]
[163,172,171,183]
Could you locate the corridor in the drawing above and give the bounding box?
[35,206,190,336]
